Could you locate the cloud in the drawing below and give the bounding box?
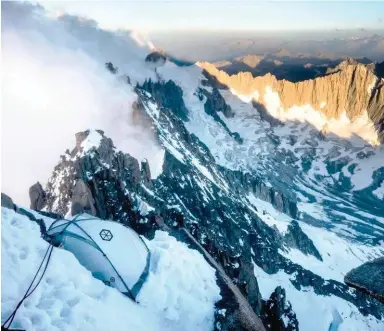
[1,1,163,206]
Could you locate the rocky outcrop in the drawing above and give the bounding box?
[139,79,189,121]
[345,257,384,303]
[45,130,146,229]
[283,221,323,261]
[221,168,298,219]
[145,50,166,67]
[198,87,243,143]
[29,182,46,211]
[43,85,384,330]
[204,87,234,118]
[198,60,384,141]
[1,193,15,210]
[178,228,266,331]
[238,257,263,315]
[261,287,299,331]
[71,179,97,216]
[140,159,152,188]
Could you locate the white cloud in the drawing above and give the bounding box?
[1,1,163,205]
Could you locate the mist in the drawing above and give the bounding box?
[1,2,164,206]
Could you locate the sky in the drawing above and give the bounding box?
[38,1,384,32]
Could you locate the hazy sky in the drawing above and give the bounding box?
[38,1,384,32]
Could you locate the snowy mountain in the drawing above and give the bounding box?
[1,2,384,331]
[1,207,220,331]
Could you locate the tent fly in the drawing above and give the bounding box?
[45,213,150,300]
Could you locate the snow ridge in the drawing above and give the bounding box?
[1,207,220,331]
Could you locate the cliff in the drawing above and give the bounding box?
[198,60,384,142]
[345,257,384,304]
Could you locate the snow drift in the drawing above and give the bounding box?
[1,207,221,331]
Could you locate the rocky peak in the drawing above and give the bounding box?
[198,60,384,143]
[29,181,46,211]
[40,118,383,329]
[45,130,149,227]
[141,159,152,188]
[1,192,15,210]
[145,50,166,64]
[74,129,107,154]
[261,286,299,331]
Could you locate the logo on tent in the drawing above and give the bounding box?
[99,229,113,241]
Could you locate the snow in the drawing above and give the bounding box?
[281,314,290,328]
[80,130,103,153]
[138,231,221,330]
[1,207,220,331]
[135,196,155,216]
[297,202,330,222]
[292,222,384,282]
[348,147,384,191]
[261,86,380,145]
[367,78,377,94]
[253,262,383,331]
[372,182,384,200]
[246,194,290,233]
[229,88,260,103]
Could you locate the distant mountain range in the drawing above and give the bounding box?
[151,31,384,64]
[210,51,373,82]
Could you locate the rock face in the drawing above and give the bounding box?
[198,60,384,141]
[204,87,234,118]
[261,287,299,331]
[139,79,189,121]
[29,182,46,210]
[1,193,15,210]
[45,130,145,228]
[345,257,384,303]
[41,69,384,329]
[145,50,166,67]
[283,221,323,261]
[71,179,97,216]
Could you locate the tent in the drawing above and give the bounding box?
[45,213,150,300]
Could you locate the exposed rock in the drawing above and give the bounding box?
[29,182,46,211]
[198,87,243,143]
[71,178,97,216]
[105,61,118,74]
[283,221,323,261]
[139,79,189,121]
[145,50,166,67]
[44,96,384,329]
[261,287,299,331]
[198,60,384,141]
[205,88,234,118]
[45,130,150,232]
[238,257,263,315]
[1,193,15,210]
[179,228,266,331]
[141,159,152,188]
[345,257,384,303]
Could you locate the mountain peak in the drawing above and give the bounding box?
[198,59,383,144]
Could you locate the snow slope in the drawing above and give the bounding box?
[154,64,384,242]
[1,207,220,331]
[253,263,383,331]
